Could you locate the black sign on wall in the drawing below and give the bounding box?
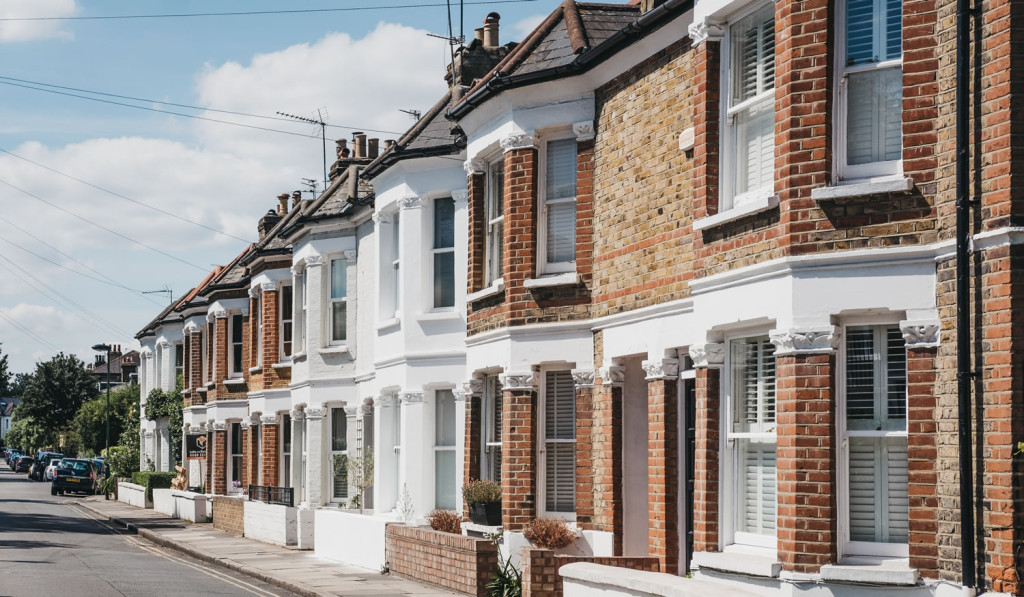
[186,434,207,460]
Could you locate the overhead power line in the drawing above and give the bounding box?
[0,309,60,352]
[0,1,538,22]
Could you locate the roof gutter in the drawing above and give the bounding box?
[448,0,694,121]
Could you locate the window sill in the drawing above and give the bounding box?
[693,195,780,231]
[271,362,292,370]
[204,381,215,389]
[416,310,461,322]
[318,346,350,356]
[248,366,262,374]
[222,378,246,387]
[820,558,919,585]
[691,549,781,578]
[467,279,505,302]
[292,351,307,361]
[376,317,401,331]
[523,273,580,289]
[810,177,914,201]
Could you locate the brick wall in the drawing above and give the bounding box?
[213,496,244,536]
[521,549,659,597]
[501,387,536,531]
[906,347,939,578]
[261,422,279,486]
[212,429,226,495]
[693,367,720,552]
[574,385,595,529]
[775,353,836,573]
[589,382,623,551]
[463,393,481,519]
[647,377,679,574]
[385,524,498,596]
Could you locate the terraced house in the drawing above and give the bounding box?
[130,0,1024,595]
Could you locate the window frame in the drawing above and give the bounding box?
[279,283,293,360]
[537,367,577,521]
[537,135,578,275]
[722,333,778,551]
[433,389,457,510]
[281,413,291,488]
[327,257,349,346]
[229,313,244,378]
[295,267,307,353]
[720,2,777,211]
[837,320,910,559]
[484,157,505,287]
[430,197,456,310]
[481,375,502,483]
[329,407,349,503]
[228,421,243,492]
[834,0,904,182]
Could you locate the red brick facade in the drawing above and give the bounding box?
[261,421,279,486]
[501,386,536,531]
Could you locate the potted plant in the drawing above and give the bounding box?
[462,479,502,526]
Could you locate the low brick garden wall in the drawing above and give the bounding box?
[213,496,244,536]
[385,525,499,596]
[522,549,660,597]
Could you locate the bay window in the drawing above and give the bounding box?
[295,268,307,352]
[485,158,504,286]
[280,285,293,359]
[229,313,243,377]
[723,4,775,209]
[432,198,455,309]
[329,258,347,344]
[434,390,457,510]
[842,325,908,556]
[728,335,776,548]
[541,370,575,516]
[838,0,902,180]
[541,138,577,274]
[330,408,348,502]
[481,376,502,482]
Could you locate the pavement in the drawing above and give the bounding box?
[74,494,459,597]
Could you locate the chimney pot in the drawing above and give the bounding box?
[483,12,500,47]
[353,133,367,159]
[368,138,379,159]
[385,139,396,150]
[292,191,302,209]
[277,193,289,215]
[336,139,349,158]
[474,27,484,42]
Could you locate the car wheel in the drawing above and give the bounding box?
[58,489,64,495]
[50,486,56,495]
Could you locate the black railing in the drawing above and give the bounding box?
[248,485,294,507]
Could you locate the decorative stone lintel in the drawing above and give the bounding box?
[344,405,360,417]
[399,196,421,210]
[212,422,226,432]
[305,407,326,419]
[343,249,357,260]
[769,327,840,355]
[305,255,324,267]
[465,378,484,395]
[500,132,536,153]
[598,365,625,385]
[374,393,399,408]
[451,189,468,203]
[689,343,725,368]
[453,390,468,403]
[643,358,679,381]
[372,211,390,225]
[571,368,596,388]
[573,121,595,142]
[260,281,277,293]
[260,414,278,425]
[900,319,941,348]
[248,285,261,298]
[499,371,536,390]
[688,18,725,46]
[248,413,262,427]
[401,391,424,405]
[464,157,487,175]
[212,309,228,320]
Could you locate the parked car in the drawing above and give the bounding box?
[43,458,62,481]
[51,459,98,495]
[14,455,31,473]
[7,451,21,467]
[30,451,63,481]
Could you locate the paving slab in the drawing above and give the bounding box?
[75,495,460,597]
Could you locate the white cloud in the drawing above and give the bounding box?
[513,14,547,40]
[0,0,77,43]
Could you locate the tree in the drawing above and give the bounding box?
[0,342,12,397]
[9,372,30,396]
[73,384,139,456]
[17,353,98,448]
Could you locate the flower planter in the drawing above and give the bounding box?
[469,501,501,526]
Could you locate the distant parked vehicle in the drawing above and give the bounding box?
[51,459,98,495]
[43,458,62,481]
[14,455,31,473]
[7,451,21,467]
[30,451,63,481]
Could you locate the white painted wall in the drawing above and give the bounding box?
[243,500,297,546]
[314,509,389,571]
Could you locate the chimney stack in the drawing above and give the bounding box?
[292,191,302,209]
[640,0,668,12]
[353,133,367,159]
[483,13,500,47]
[277,193,289,215]
[368,138,379,159]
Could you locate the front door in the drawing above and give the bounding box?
[678,376,696,574]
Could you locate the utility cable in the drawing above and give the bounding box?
[0,178,210,273]
[0,147,254,245]
[0,309,60,352]
[0,1,538,22]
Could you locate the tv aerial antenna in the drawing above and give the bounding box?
[277,108,329,191]
[399,109,421,121]
[141,286,174,304]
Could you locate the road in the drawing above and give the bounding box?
[0,464,299,597]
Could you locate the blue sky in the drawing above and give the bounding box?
[0,0,556,374]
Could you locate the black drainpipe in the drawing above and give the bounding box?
[955,0,976,586]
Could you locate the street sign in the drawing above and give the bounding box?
[186,434,207,460]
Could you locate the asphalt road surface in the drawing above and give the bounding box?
[0,464,299,597]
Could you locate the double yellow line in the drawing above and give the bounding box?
[68,504,283,597]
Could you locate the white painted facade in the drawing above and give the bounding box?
[138,321,183,472]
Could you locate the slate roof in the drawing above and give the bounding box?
[511,4,639,76]
[362,90,463,179]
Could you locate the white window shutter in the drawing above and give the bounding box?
[545,370,576,513]
[741,440,777,534]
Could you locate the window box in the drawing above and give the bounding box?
[468,502,502,526]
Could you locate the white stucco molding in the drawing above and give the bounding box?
[399,196,422,210]
[344,405,359,417]
[290,408,305,420]
[260,414,278,425]
[343,249,357,260]
[572,121,595,142]
[239,419,249,430]
[689,343,726,368]
[182,424,191,433]
[501,132,536,153]
[183,321,200,334]
[571,368,596,388]
[451,189,469,203]
[248,285,261,298]
[401,391,424,404]
[260,281,276,293]
[770,326,840,355]
[157,340,170,349]
[305,255,324,267]
[212,422,226,432]
[361,402,373,416]
[465,157,487,175]
[464,378,485,396]
[248,413,261,427]
[371,211,390,225]
[453,390,468,402]
[598,365,625,385]
[688,17,725,46]
[144,431,154,438]
[643,358,679,381]
[970,226,1024,252]
[900,319,941,348]
[374,393,399,407]
[305,407,326,419]
[500,371,536,390]
[212,309,228,320]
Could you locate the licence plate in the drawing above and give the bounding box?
[68,478,80,482]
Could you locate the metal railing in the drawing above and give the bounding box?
[248,484,294,507]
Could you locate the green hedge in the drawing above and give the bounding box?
[132,471,176,501]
